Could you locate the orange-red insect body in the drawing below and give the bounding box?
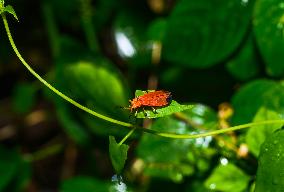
[129,90,172,113]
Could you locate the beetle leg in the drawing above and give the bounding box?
[143,108,148,117]
[152,107,158,114]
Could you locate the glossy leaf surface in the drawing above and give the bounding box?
[255,129,284,191]
[163,0,253,67]
[246,107,283,156]
[205,163,250,192]
[232,79,284,124]
[253,0,284,76]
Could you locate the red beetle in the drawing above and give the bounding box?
[128,90,172,115]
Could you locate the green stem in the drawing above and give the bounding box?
[2,13,284,140]
[119,128,136,145]
[143,120,284,139]
[1,14,133,128]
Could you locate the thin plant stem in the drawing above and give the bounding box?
[1,14,133,129]
[119,128,137,145]
[2,13,284,140]
[144,120,284,139]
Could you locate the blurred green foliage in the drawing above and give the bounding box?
[1,0,284,191]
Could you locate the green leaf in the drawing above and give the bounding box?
[56,57,131,136]
[60,176,111,192]
[226,34,259,81]
[137,116,195,182]
[231,79,284,124]
[205,163,250,192]
[255,129,284,191]
[12,82,37,114]
[136,100,193,119]
[137,109,217,182]
[246,107,283,157]
[3,5,18,21]
[253,0,284,76]
[163,0,253,68]
[61,58,130,116]
[134,90,193,119]
[109,136,129,174]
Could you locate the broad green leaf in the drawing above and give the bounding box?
[226,34,259,81]
[60,176,111,192]
[56,57,131,136]
[255,129,284,191]
[163,0,253,68]
[64,60,129,116]
[3,5,18,21]
[246,107,283,157]
[109,136,129,174]
[63,59,130,112]
[205,163,250,192]
[137,116,195,182]
[231,79,284,124]
[134,90,193,119]
[137,108,216,182]
[12,82,37,114]
[253,0,284,76]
